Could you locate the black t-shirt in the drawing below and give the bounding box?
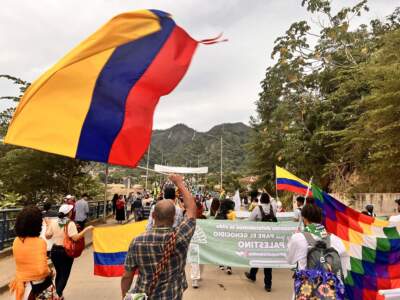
[132,199,143,209]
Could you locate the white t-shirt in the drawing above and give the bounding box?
[249,203,276,221]
[287,232,350,278]
[389,215,400,223]
[40,217,57,251]
[205,199,212,211]
[293,207,302,221]
[46,219,78,246]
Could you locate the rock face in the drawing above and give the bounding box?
[149,122,252,173]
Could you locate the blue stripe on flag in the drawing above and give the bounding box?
[94,251,127,266]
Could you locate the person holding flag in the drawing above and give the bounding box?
[121,174,196,300]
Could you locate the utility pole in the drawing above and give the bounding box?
[159,150,164,187]
[103,164,109,221]
[145,144,151,191]
[220,136,223,191]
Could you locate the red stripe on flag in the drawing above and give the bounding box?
[108,26,198,166]
[336,222,350,241]
[377,278,391,290]
[336,210,365,233]
[325,217,338,236]
[363,289,380,300]
[276,184,313,197]
[388,264,400,278]
[94,264,125,277]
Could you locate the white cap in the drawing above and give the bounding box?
[59,204,74,215]
[65,194,74,199]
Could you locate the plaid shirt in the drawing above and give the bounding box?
[125,218,196,300]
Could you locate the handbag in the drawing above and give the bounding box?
[63,221,85,258]
[124,231,177,300]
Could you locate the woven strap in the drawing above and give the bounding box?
[148,231,177,296]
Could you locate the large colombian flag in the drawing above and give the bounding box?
[5,9,211,167]
[277,166,400,300]
[93,220,147,277]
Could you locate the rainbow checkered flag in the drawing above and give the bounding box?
[276,166,400,300]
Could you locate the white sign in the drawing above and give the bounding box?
[154,164,208,174]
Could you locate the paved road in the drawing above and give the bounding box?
[1,245,294,299]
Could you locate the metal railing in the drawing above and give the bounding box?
[0,200,113,251]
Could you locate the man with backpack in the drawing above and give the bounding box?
[245,193,277,292]
[287,204,349,299]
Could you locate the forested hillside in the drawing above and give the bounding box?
[248,0,400,192]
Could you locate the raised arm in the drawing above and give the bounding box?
[169,174,196,219]
[70,225,94,241]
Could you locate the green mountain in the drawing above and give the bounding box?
[147,122,252,174]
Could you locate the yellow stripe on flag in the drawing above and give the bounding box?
[93,220,147,253]
[372,218,389,228]
[276,166,310,187]
[348,228,363,246]
[359,222,373,235]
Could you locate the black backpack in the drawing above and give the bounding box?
[259,205,277,222]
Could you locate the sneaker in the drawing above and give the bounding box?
[265,287,271,292]
[244,272,256,282]
[192,279,199,288]
[226,267,232,275]
[219,266,225,271]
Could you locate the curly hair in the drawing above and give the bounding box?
[15,206,43,238]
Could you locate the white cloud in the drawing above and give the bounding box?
[0,0,397,131]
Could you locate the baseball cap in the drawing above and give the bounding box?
[395,199,400,205]
[65,194,73,199]
[59,204,74,215]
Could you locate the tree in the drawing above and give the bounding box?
[338,28,400,191]
[0,76,103,204]
[248,0,400,192]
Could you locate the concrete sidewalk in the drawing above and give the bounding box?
[0,215,134,295]
[59,246,294,300]
[0,216,295,299]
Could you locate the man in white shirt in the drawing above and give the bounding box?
[293,196,305,222]
[389,199,400,222]
[205,195,213,212]
[287,204,350,276]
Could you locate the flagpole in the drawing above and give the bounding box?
[275,169,279,202]
[305,176,313,198]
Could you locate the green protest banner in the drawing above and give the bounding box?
[189,219,297,268]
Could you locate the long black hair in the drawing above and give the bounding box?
[215,199,235,220]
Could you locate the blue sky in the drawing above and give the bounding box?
[0,0,397,131]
